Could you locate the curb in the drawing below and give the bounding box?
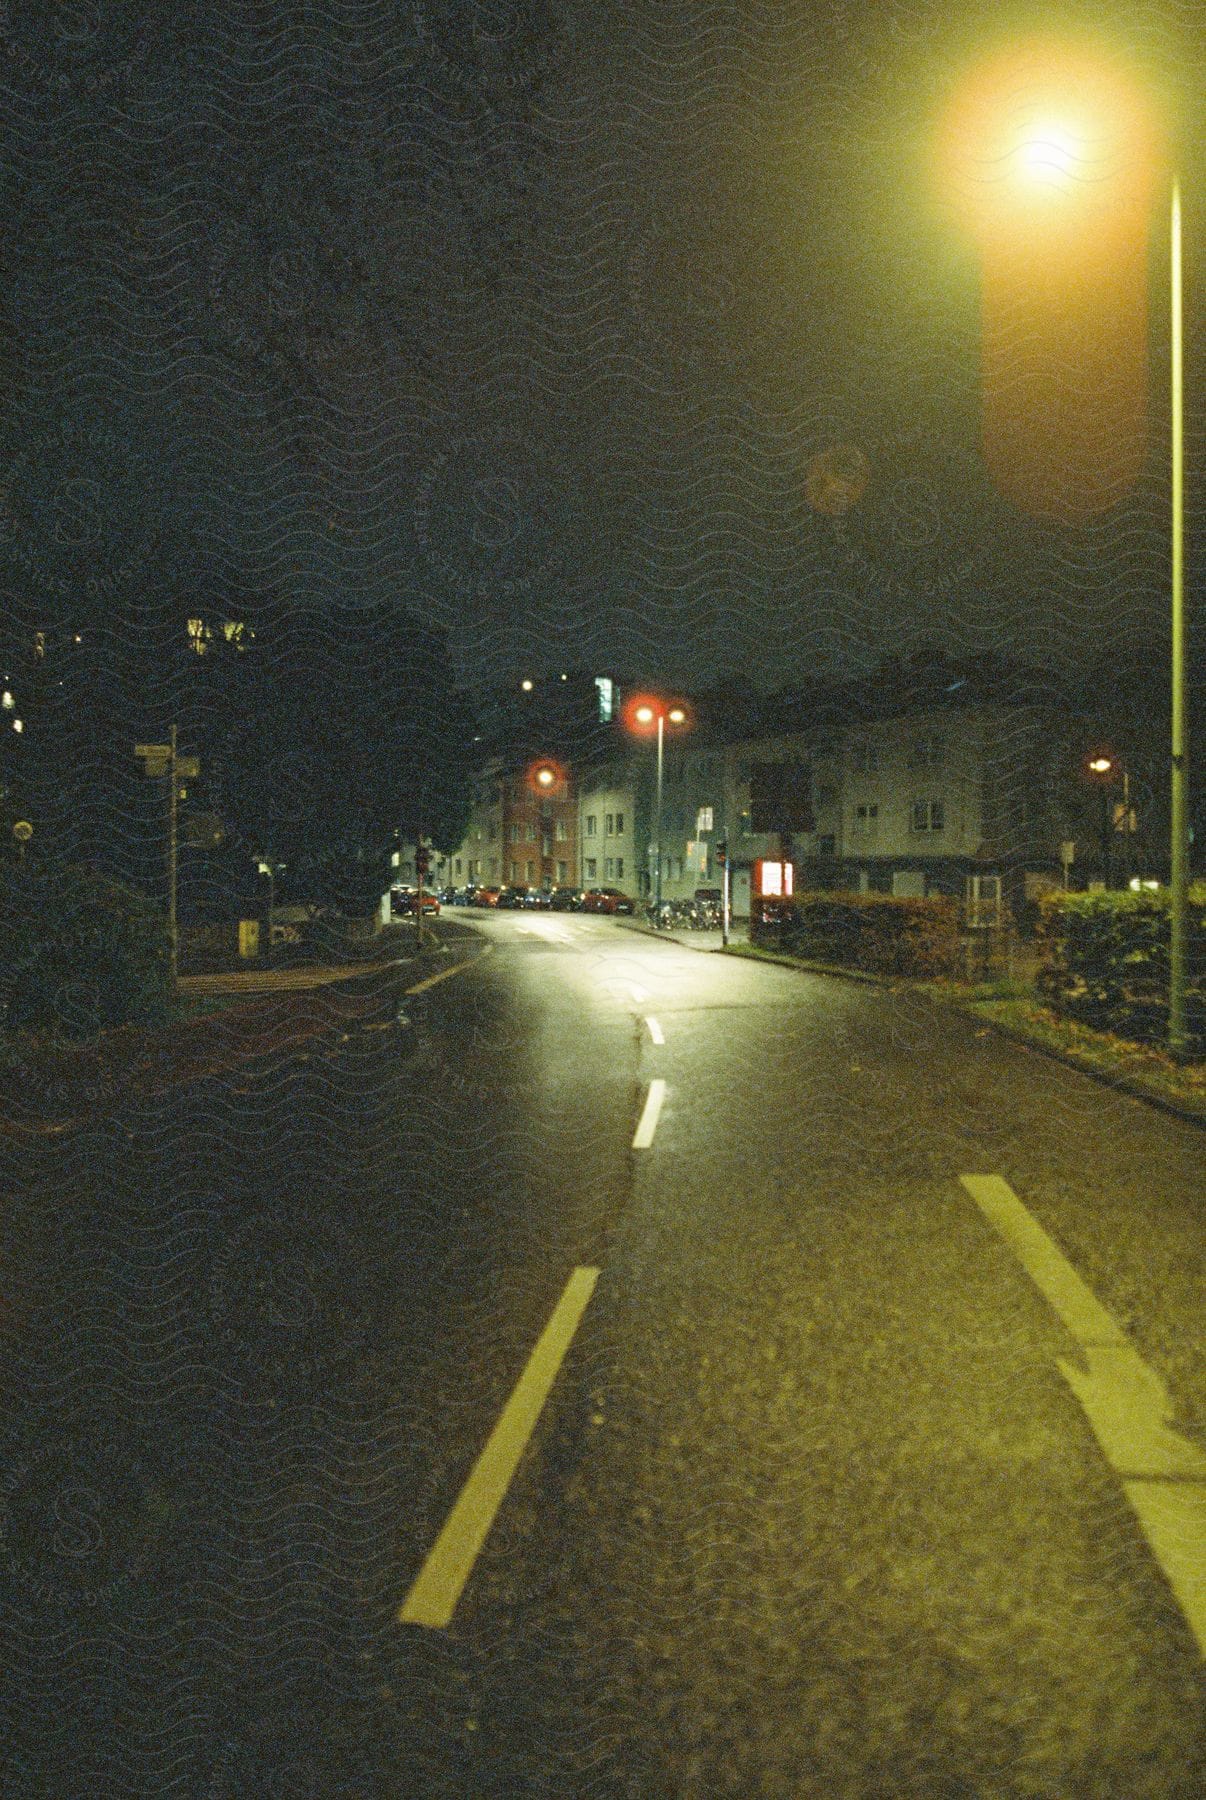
[0,951,460,1144]
[716,945,1206,1130]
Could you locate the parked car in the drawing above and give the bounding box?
[522,887,552,908]
[582,887,636,915]
[548,886,581,910]
[392,888,440,915]
[473,886,502,907]
[446,887,472,906]
[496,885,530,908]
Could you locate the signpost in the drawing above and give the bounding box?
[134,726,200,987]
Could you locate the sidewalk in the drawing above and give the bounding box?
[613,916,730,952]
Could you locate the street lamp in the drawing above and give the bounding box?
[937,44,1190,1054]
[629,697,689,920]
[1087,754,1119,889]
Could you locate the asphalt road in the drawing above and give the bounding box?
[0,909,1202,1796]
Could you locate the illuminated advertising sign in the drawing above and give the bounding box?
[755,860,794,898]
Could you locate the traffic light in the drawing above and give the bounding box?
[716,838,728,869]
[416,843,431,878]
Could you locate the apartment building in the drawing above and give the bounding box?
[446,759,577,891]
[576,759,641,890]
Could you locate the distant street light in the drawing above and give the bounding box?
[937,42,1190,1053]
[629,697,690,919]
[1086,753,1120,888]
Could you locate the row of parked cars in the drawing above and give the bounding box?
[441,883,637,915]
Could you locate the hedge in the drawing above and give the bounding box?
[753,892,962,978]
[1035,886,1206,1050]
[0,861,174,1039]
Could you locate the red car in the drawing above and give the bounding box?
[473,886,503,907]
[581,887,636,915]
[392,888,441,915]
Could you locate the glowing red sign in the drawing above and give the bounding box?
[756,860,794,898]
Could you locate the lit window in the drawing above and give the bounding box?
[555,818,568,841]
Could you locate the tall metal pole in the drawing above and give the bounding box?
[654,712,665,919]
[166,723,179,988]
[1169,176,1189,1057]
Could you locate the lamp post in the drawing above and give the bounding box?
[938,51,1190,1053]
[1087,755,1117,889]
[631,699,688,921]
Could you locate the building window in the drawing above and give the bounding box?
[557,860,568,883]
[615,811,624,834]
[615,857,624,879]
[511,860,520,880]
[555,817,568,841]
[853,803,878,836]
[852,741,879,774]
[585,814,597,837]
[488,822,497,841]
[911,800,945,832]
[605,813,614,836]
[910,736,946,769]
[605,857,614,878]
[526,860,535,882]
[585,857,597,879]
[455,858,462,876]
[509,822,521,843]
[817,835,836,857]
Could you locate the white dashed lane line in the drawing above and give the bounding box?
[645,1016,665,1045]
[960,1173,1206,1657]
[632,1079,667,1149]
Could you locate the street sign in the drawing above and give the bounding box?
[696,806,713,834]
[1060,840,1076,864]
[176,756,200,778]
[142,760,169,778]
[12,820,32,841]
[134,743,170,757]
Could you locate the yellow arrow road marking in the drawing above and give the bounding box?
[960,1173,1206,1656]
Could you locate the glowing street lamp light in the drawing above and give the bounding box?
[628,697,691,919]
[937,42,1189,1053]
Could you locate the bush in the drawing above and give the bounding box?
[756,891,962,978]
[1035,885,1206,1049]
[0,861,173,1039]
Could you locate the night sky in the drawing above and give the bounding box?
[0,0,1202,696]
